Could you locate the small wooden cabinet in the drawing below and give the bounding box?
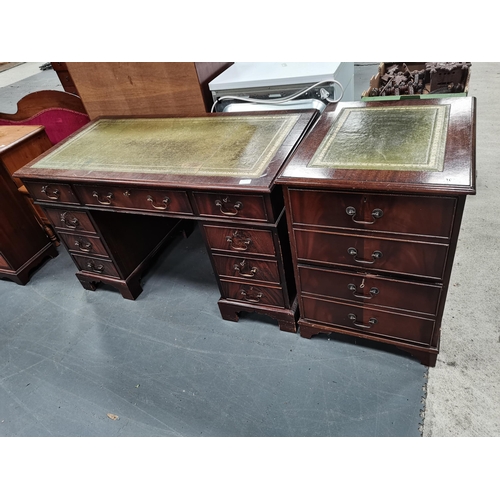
[0,126,57,284]
[277,97,476,366]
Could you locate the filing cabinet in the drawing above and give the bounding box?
[277,97,476,365]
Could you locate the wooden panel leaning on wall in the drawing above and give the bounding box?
[64,62,233,119]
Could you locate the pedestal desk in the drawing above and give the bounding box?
[14,111,317,332]
[0,126,58,284]
[276,97,476,365]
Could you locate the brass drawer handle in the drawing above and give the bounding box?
[233,260,257,278]
[147,195,170,210]
[60,212,79,229]
[215,197,243,216]
[347,247,383,265]
[346,206,384,225]
[226,231,252,251]
[348,313,377,329]
[239,288,263,303]
[74,238,92,253]
[347,283,379,299]
[92,191,113,205]
[41,185,60,200]
[86,260,104,273]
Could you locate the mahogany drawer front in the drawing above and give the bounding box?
[59,232,109,258]
[73,255,120,278]
[220,281,285,307]
[298,265,442,316]
[24,181,80,204]
[203,225,276,257]
[212,254,280,284]
[0,253,11,270]
[73,184,193,215]
[288,189,456,239]
[294,229,449,280]
[193,192,269,222]
[301,296,435,346]
[44,208,96,233]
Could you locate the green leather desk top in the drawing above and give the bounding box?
[29,115,301,178]
[308,104,450,172]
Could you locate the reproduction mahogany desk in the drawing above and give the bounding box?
[0,125,58,284]
[276,97,476,366]
[14,111,317,332]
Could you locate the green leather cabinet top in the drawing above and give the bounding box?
[277,97,476,196]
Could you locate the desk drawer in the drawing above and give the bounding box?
[73,255,120,278]
[288,189,456,239]
[44,208,97,233]
[301,296,435,346]
[193,192,269,222]
[24,181,80,204]
[294,229,448,280]
[298,265,441,316]
[203,225,276,257]
[73,184,193,215]
[212,255,280,284]
[221,281,285,307]
[59,232,109,258]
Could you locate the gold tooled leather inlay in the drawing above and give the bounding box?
[33,115,301,177]
[307,105,450,171]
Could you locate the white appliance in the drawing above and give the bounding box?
[209,62,354,113]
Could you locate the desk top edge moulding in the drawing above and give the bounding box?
[276,97,476,366]
[15,111,316,193]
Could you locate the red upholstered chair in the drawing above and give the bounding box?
[0,90,90,145]
[0,90,90,242]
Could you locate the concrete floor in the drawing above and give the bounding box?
[422,63,500,437]
[0,63,498,440]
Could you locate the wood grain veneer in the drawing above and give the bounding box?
[64,62,233,119]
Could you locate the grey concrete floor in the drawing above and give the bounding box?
[0,63,497,441]
[422,62,500,437]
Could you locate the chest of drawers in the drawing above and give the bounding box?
[277,98,476,365]
[196,187,298,332]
